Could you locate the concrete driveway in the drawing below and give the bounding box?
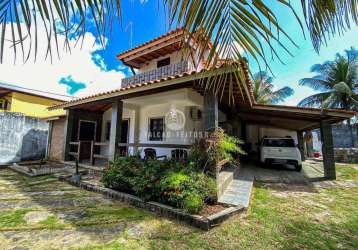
[240,159,325,184]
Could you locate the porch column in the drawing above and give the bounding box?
[133,107,140,154]
[320,121,336,179]
[297,131,305,161]
[109,99,123,160]
[203,91,218,131]
[63,109,75,161]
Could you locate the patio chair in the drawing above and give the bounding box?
[171,149,188,161]
[143,148,166,160]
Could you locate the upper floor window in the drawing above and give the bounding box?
[157,58,170,68]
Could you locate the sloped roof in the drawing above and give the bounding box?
[117,28,185,60]
[49,61,252,110]
[0,81,74,102]
[116,28,215,69]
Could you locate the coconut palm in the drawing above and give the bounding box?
[298,47,358,146]
[253,71,294,104]
[298,48,358,110]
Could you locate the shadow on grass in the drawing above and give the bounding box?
[281,216,358,249]
[0,167,154,240]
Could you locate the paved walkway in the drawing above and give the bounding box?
[0,168,153,250]
[218,171,254,208]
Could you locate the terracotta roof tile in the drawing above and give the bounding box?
[49,62,245,110]
[116,28,185,59]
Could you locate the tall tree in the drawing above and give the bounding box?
[253,71,294,104]
[298,47,358,146]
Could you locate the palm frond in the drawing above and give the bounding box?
[333,81,354,96]
[271,86,294,104]
[0,0,121,63]
[302,0,358,52]
[252,71,293,104]
[299,77,332,91]
[298,92,332,107]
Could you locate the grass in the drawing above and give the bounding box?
[0,209,28,228]
[336,163,358,181]
[0,164,357,249]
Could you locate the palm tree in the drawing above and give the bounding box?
[253,71,294,104]
[298,47,358,146]
[0,1,357,102]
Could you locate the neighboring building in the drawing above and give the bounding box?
[0,81,72,118]
[49,28,355,180]
[0,81,73,164]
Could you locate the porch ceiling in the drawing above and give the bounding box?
[236,105,354,131]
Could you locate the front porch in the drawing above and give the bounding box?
[62,87,219,168]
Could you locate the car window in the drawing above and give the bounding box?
[263,139,295,147]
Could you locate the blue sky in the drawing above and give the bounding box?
[92,0,358,105]
[0,0,357,104]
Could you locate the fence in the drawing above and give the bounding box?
[0,112,49,164]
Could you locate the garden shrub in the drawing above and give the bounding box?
[102,157,217,214]
[184,193,204,214]
[102,128,241,214]
[102,156,143,193]
[189,128,245,175]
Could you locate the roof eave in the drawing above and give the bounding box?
[49,65,241,111]
[252,104,356,119]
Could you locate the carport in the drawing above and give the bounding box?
[236,104,355,179]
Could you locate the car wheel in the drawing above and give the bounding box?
[295,164,302,172]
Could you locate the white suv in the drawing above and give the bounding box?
[259,137,302,171]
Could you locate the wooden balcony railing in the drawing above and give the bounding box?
[121,61,191,88]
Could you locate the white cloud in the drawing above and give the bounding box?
[0,23,125,98]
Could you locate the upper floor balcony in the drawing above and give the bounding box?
[121,61,193,88]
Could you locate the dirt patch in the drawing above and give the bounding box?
[24,211,54,224]
[200,204,227,217]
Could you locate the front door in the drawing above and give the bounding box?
[78,120,96,160]
[78,120,96,141]
[119,119,129,156]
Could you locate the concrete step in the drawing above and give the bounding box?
[218,171,254,208]
[217,166,237,197]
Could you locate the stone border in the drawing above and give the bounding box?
[7,164,85,177]
[60,176,244,230]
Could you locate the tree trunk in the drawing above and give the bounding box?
[305,131,314,158]
[348,119,355,148]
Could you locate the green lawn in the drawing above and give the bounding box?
[0,164,357,249]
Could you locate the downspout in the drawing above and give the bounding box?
[46,120,53,160]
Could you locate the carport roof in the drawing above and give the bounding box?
[237,104,356,131]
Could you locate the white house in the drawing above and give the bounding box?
[48,28,354,179]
